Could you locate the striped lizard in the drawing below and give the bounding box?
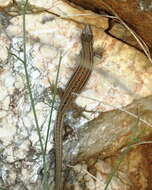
[54,24,93,190]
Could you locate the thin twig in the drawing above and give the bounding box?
[72,92,152,128]
[101,1,152,64]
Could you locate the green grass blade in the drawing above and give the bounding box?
[104,112,140,190]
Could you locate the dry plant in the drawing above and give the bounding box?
[101,1,152,64]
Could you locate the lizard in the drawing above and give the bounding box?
[54,24,93,190]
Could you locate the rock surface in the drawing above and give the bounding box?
[0,0,152,190]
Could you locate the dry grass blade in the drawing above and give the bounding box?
[72,92,152,128]
[101,1,152,64]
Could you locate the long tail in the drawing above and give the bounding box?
[54,111,64,190]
